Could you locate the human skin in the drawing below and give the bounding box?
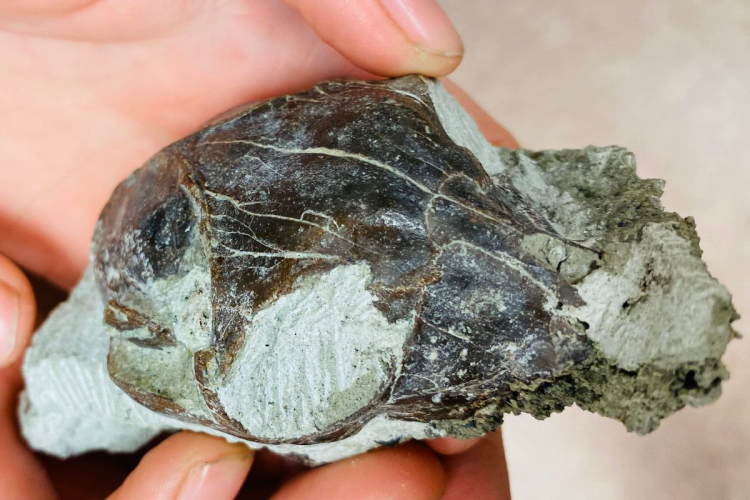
[0,1,515,499]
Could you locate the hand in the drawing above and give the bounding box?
[0,1,516,499]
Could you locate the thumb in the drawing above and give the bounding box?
[0,254,52,500]
[107,432,253,500]
[0,254,35,368]
[283,0,464,77]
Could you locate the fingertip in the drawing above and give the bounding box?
[271,441,445,500]
[107,432,253,500]
[426,436,482,455]
[439,429,511,500]
[0,254,35,367]
[283,0,463,77]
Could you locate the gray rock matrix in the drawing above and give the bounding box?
[19,76,737,464]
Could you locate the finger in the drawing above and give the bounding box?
[270,442,445,500]
[236,448,307,498]
[439,430,511,500]
[0,253,54,498]
[441,79,520,148]
[0,254,35,367]
[0,364,56,500]
[426,436,481,455]
[0,0,93,16]
[282,0,463,77]
[107,432,253,500]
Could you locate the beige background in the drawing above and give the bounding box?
[439,1,750,499]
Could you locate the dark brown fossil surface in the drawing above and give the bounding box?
[20,76,737,463]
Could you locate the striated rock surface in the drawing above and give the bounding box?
[20,76,737,463]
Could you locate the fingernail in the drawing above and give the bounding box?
[176,454,252,500]
[0,281,20,364]
[378,0,464,57]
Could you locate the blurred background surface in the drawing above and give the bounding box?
[439,1,749,499]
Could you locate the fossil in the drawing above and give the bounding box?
[20,76,737,463]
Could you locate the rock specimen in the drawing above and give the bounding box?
[20,76,737,464]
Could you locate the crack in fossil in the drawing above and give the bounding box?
[422,319,473,342]
[204,188,408,274]
[442,240,556,300]
[201,140,509,229]
[217,243,345,261]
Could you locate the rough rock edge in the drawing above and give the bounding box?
[428,79,735,434]
[489,145,738,434]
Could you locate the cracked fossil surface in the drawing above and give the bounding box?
[20,76,737,463]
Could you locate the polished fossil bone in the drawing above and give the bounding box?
[19,76,737,464]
